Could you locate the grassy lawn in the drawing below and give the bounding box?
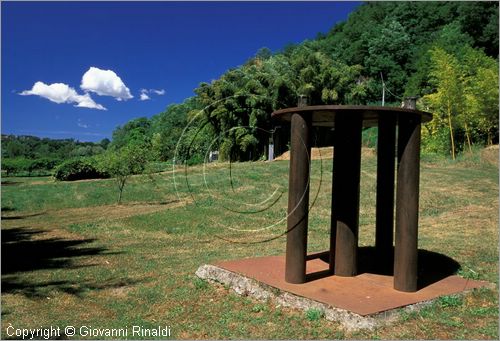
[1,149,498,339]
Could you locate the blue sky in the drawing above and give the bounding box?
[2,1,361,142]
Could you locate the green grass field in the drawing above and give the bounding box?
[1,148,498,339]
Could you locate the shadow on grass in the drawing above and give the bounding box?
[2,278,142,299]
[124,199,181,206]
[1,212,46,220]
[1,227,109,274]
[1,226,138,299]
[1,181,22,186]
[311,247,461,290]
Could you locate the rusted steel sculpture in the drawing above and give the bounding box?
[272,105,432,292]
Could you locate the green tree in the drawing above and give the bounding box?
[3,139,26,158]
[150,102,191,161]
[255,47,272,61]
[99,138,111,149]
[99,144,150,204]
[457,1,499,56]
[111,117,152,149]
[420,43,499,156]
[2,158,32,176]
[461,46,499,146]
[364,19,411,101]
[195,65,273,161]
[405,21,473,98]
[421,47,464,159]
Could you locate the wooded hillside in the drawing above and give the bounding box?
[4,1,498,171]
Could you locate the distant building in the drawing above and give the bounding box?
[208,150,219,162]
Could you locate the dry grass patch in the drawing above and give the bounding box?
[481,144,499,165]
[2,200,188,230]
[275,146,376,161]
[421,203,498,240]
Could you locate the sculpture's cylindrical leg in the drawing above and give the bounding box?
[331,114,362,276]
[376,116,396,266]
[394,114,421,292]
[329,145,336,274]
[285,113,311,284]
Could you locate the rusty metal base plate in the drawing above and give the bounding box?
[214,255,490,316]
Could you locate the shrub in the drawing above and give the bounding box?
[2,158,33,176]
[186,154,204,166]
[53,157,109,181]
[421,125,452,156]
[2,157,63,176]
[30,157,62,174]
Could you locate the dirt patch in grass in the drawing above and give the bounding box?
[274,147,375,161]
[1,200,189,230]
[27,179,58,185]
[275,147,330,161]
[422,199,497,233]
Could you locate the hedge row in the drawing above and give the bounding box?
[2,157,62,176]
[53,158,109,181]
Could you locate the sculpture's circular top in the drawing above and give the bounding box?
[272,105,433,127]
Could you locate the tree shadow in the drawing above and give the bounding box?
[312,246,461,290]
[2,227,109,274]
[1,212,46,220]
[2,277,142,300]
[1,181,22,186]
[1,226,138,299]
[127,199,181,206]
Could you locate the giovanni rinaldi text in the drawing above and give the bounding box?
[5,325,172,339]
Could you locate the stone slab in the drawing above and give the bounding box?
[213,255,490,316]
[196,254,494,331]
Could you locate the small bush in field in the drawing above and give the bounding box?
[2,158,33,176]
[98,144,149,204]
[53,157,109,181]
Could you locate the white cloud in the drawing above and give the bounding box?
[20,81,106,110]
[152,89,165,95]
[140,92,151,101]
[138,88,165,101]
[81,66,133,101]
